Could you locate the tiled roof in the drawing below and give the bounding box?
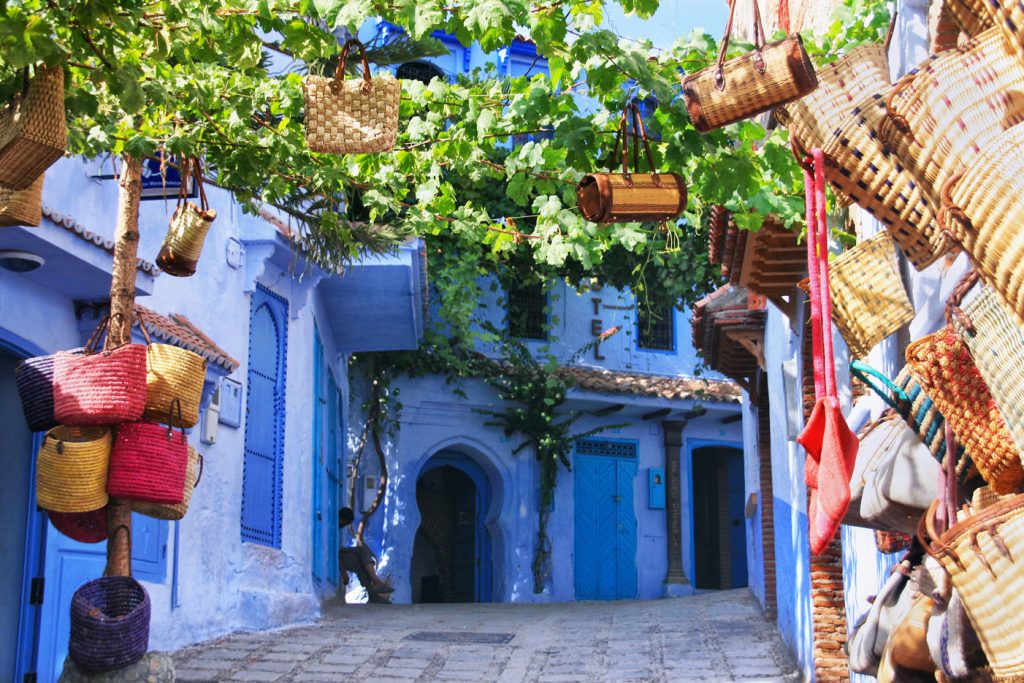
[560,365,741,404]
[691,284,766,394]
[42,206,161,276]
[134,304,240,372]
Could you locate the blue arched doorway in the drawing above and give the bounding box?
[412,450,493,603]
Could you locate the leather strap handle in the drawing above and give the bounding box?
[715,0,768,91]
[884,74,915,135]
[333,38,373,94]
[944,269,980,332]
[612,103,662,186]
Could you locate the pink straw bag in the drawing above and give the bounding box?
[796,148,859,555]
[107,400,188,505]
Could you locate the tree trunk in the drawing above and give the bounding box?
[104,156,143,578]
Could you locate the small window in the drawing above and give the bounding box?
[637,306,674,352]
[396,61,445,85]
[507,282,547,340]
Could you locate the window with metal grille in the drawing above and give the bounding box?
[575,439,638,459]
[396,61,445,84]
[507,282,548,340]
[637,306,674,352]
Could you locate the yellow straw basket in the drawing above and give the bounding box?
[822,89,952,270]
[0,175,42,227]
[941,122,1024,327]
[977,0,1024,71]
[133,447,202,521]
[144,342,206,428]
[881,29,1024,200]
[828,232,915,359]
[925,496,1024,679]
[946,0,995,35]
[0,65,66,190]
[36,426,111,513]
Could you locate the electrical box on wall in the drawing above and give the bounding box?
[218,377,243,428]
[648,467,666,509]
[362,475,378,512]
[201,387,220,445]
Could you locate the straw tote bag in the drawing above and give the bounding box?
[681,0,817,133]
[107,402,189,505]
[0,65,66,190]
[36,426,111,513]
[976,0,1024,71]
[924,496,1024,679]
[0,175,42,227]
[828,231,915,359]
[53,315,147,426]
[576,103,687,224]
[156,157,216,277]
[303,38,400,154]
[941,122,1024,327]
[69,574,150,673]
[881,29,1024,204]
[132,446,202,521]
[905,326,1024,494]
[137,319,206,428]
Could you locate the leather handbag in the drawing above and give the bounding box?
[576,103,686,224]
[681,0,817,132]
[848,556,919,675]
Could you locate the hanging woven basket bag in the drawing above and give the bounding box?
[48,508,108,544]
[302,38,401,154]
[69,574,150,673]
[36,426,111,513]
[975,0,1024,71]
[0,174,42,227]
[53,315,147,426]
[136,316,206,427]
[156,157,216,277]
[107,400,189,505]
[0,65,67,190]
[14,351,59,432]
[947,0,995,36]
[133,446,202,521]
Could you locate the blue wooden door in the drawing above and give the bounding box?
[326,372,340,585]
[241,286,287,547]
[574,440,637,600]
[311,332,324,582]
[726,451,748,588]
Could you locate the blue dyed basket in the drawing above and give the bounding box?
[69,576,150,672]
[14,353,56,432]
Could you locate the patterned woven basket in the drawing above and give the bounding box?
[36,426,111,513]
[822,88,952,270]
[925,496,1024,679]
[49,508,107,543]
[947,0,995,35]
[0,175,42,227]
[303,38,400,154]
[828,232,915,358]
[952,284,1024,458]
[156,157,216,277]
[941,122,1024,326]
[881,29,1024,200]
[107,404,188,505]
[0,65,66,190]
[140,317,206,428]
[777,44,890,153]
[133,447,202,521]
[14,352,58,432]
[977,0,1024,71]
[905,326,1024,494]
[69,575,150,673]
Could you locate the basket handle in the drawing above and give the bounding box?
[850,359,910,410]
[943,269,980,333]
[938,169,971,234]
[883,73,915,135]
[83,314,112,354]
[194,452,204,488]
[883,8,898,52]
[611,103,661,186]
[167,398,185,440]
[332,38,373,95]
[133,311,153,346]
[191,157,209,213]
[714,0,768,92]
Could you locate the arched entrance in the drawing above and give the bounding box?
[411,450,493,603]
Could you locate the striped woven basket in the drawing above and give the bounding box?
[977,0,1024,71]
[0,65,66,190]
[36,426,111,513]
[881,29,1024,200]
[947,0,995,35]
[905,326,1024,494]
[925,496,1024,679]
[0,175,42,227]
[777,44,891,153]
[133,447,202,521]
[823,89,952,270]
[941,122,1024,325]
[953,284,1024,459]
[828,232,915,358]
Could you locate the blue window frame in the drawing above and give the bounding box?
[241,286,288,547]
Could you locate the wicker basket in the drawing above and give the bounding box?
[947,0,995,35]
[0,66,66,190]
[303,39,400,154]
[156,157,216,277]
[36,426,111,513]
[777,44,891,153]
[978,0,1024,71]
[828,232,915,358]
[14,352,57,432]
[107,402,188,505]
[881,29,1024,201]
[822,88,952,269]
[133,446,202,521]
[905,326,1024,494]
[925,496,1024,679]
[142,324,207,428]
[0,175,42,227]
[49,508,107,543]
[69,575,150,673]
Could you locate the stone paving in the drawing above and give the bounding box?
[171,590,800,683]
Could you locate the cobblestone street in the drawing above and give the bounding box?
[172,590,799,683]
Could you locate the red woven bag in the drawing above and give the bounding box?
[107,401,188,505]
[53,316,147,426]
